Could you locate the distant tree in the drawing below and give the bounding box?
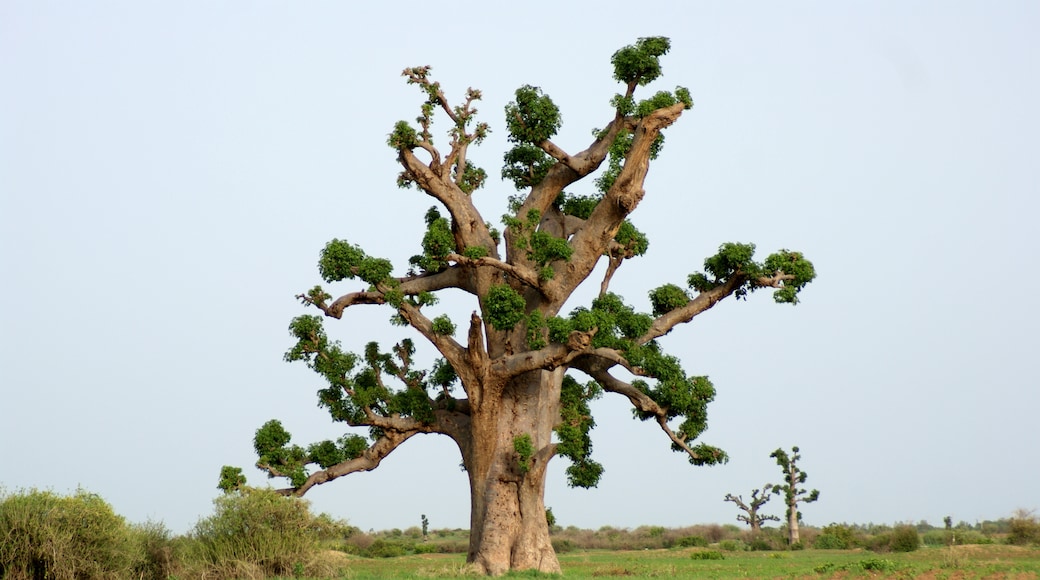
[724,484,780,533]
[770,446,819,546]
[421,514,429,541]
[222,37,815,575]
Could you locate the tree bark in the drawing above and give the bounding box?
[788,506,800,546]
[461,369,563,575]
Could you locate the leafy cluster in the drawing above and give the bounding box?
[550,293,726,466]
[502,208,573,278]
[512,434,534,473]
[409,207,456,274]
[555,376,604,488]
[319,239,395,288]
[505,85,561,144]
[648,283,690,316]
[611,36,671,87]
[484,284,527,331]
[688,243,816,303]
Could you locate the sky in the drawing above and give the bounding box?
[2,1,1038,535]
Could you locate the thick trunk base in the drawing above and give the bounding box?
[462,370,563,575]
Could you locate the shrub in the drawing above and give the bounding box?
[127,520,176,580]
[814,523,858,549]
[364,539,408,558]
[1007,511,1040,546]
[184,487,330,576]
[675,535,708,548]
[813,534,847,549]
[860,557,897,571]
[748,536,775,551]
[551,538,577,553]
[0,488,137,580]
[889,525,921,552]
[718,539,747,552]
[868,525,920,552]
[689,550,724,560]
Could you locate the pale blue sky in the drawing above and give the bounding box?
[2,1,1038,534]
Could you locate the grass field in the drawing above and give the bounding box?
[322,544,1040,579]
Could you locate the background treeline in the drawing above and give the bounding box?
[1,487,1038,580]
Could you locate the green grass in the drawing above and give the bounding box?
[306,544,1040,579]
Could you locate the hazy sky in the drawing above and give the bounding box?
[2,2,1038,535]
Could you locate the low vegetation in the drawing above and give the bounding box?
[0,487,1038,579]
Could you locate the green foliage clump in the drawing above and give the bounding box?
[0,488,138,580]
[484,284,527,330]
[689,550,725,560]
[1007,512,1040,545]
[868,525,921,553]
[556,376,604,488]
[649,283,690,316]
[217,465,247,493]
[688,243,816,304]
[505,85,561,144]
[318,239,398,288]
[611,36,671,86]
[409,207,456,273]
[718,539,748,551]
[431,314,456,336]
[814,523,859,549]
[513,433,535,473]
[502,143,553,189]
[187,487,338,577]
[675,535,709,547]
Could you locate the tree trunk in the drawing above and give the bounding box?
[788,507,800,546]
[462,369,563,576]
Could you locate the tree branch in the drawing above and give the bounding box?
[638,274,746,344]
[279,430,419,497]
[445,252,542,290]
[572,355,719,465]
[493,329,598,377]
[559,104,686,295]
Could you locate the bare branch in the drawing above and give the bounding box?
[493,329,598,377]
[446,252,542,290]
[315,267,470,319]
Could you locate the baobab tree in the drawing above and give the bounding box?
[771,446,820,546]
[724,485,780,533]
[222,37,816,575]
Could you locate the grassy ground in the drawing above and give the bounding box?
[320,544,1040,579]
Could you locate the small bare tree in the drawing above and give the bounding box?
[724,485,780,533]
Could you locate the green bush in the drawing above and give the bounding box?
[889,525,921,552]
[868,525,920,553]
[0,488,137,580]
[814,523,858,549]
[551,538,577,553]
[813,534,847,549]
[127,520,176,580]
[675,535,708,547]
[689,550,724,560]
[364,539,408,558]
[1007,513,1040,546]
[184,487,329,576]
[718,539,747,551]
[922,528,993,546]
[748,536,775,551]
[860,557,897,571]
